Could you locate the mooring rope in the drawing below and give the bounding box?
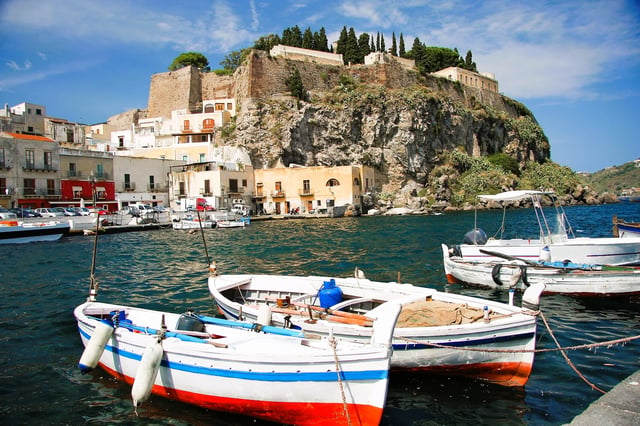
[330,338,352,426]
[539,311,606,394]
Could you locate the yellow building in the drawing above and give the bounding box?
[253,165,374,215]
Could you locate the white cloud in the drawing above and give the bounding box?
[5,60,32,71]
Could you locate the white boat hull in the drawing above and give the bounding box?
[75,301,395,425]
[442,244,640,295]
[209,274,540,386]
[0,220,70,244]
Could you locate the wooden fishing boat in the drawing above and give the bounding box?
[75,299,400,425]
[209,271,545,386]
[171,214,216,230]
[612,216,640,238]
[442,244,640,296]
[451,190,640,266]
[0,219,70,244]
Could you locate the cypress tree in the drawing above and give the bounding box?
[376,32,380,51]
[391,32,397,56]
[345,27,359,64]
[302,27,313,49]
[337,26,348,55]
[380,34,386,53]
[358,33,371,63]
[399,33,406,57]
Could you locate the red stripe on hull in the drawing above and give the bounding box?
[99,363,382,425]
[391,361,533,387]
[445,274,461,284]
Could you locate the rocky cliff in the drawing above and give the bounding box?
[222,51,550,206]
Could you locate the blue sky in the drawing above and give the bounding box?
[1,0,639,173]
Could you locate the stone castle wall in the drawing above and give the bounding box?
[147,66,201,118]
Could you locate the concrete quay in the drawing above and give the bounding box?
[568,370,640,425]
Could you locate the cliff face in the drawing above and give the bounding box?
[226,51,550,197]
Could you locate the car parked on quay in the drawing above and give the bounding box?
[9,208,41,218]
[35,208,65,218]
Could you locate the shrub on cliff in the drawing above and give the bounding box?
[519,161,580,194]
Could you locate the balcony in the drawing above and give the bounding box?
[298,187,314,196]
[148,183,167,192]
[271,190,286,198]
[122,183,136,192]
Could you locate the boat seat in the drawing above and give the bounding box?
[330,297,374,312]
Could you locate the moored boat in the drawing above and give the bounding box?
[442,244,640,296]
[451,190,640,266]
[612,215,640,238]
[209,271,545,386]
[0,219,70,244]
[75,297,400,425]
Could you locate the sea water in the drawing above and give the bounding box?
[0,202,638,425]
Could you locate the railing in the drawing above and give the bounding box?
[122,183,136,192]
[148,183,167,192]
[298,187,314,196]
[271,190,286,198]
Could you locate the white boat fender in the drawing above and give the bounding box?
[78,320,114,374]
[256,304,272,327]
[131,337,164,410]
[522,283,546,311]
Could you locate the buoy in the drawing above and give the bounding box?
[131,337,164,408]
[256,304,272,326]
[78,320,114,374]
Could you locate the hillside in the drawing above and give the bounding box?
[582,161,640,195]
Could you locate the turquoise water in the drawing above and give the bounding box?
[0,202,638,425]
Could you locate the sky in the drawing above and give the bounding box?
[1,0,639,173]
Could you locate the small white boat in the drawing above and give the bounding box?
[209,271,545,386]
[0,219,70,244]
[451,190,640,266]
[75,299,400,425]
[612,216,640,238]
[171,213,216,230]
[442,244,640,296]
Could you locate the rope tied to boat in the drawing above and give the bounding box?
[329,337,352,426]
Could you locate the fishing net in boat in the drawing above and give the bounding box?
[396,300,489,327]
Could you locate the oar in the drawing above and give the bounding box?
[197,315,308,338]
[479,249,540,267]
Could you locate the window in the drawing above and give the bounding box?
[215,103,224,111]
[353,177,360,187]
[227,103,233,110]
[0,148,5,167]
[149,175,155,191]
[36,108,42,115]
[202,118,215,129]
[27,126,33,133]
[242,179,247,187]
[183,120,190,131]
[23,178,36,195]
[96,164,104,178]
[303,179,310,193]
[0,178,6,194]
[229,179,238,193]
[179,181,185,195]
[199,153,205,162]
[124,174,131,190]
[118,136,125,148]
[44,151,53,169]
[204,104,214,113]
[275,181,282,192]
[25,149,35,168]
[326,178,340,187]
[182,155,188,162]
[204,179,210,194]
[47,179,55,195]
[256,183,263,196]
[66,129,74,143]
[69,163,77,177]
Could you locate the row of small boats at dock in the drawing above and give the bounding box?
[18,189,638,424]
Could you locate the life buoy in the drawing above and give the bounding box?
[491,264,503,285]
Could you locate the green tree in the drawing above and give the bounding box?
[464,50,477,72]
[314,27,329,51]
[169,52,210,71]
[399,33,406,57]
[220,49,248,72]
[391,32,397,56]
[344,27,359,64]
[358,33,371,63]
[380,33,386,52]
[336,26,348,55]
[254,34,280,51]
[285,67,307,101]
[302,27,314,49]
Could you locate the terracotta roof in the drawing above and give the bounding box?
[2,132,55,142]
